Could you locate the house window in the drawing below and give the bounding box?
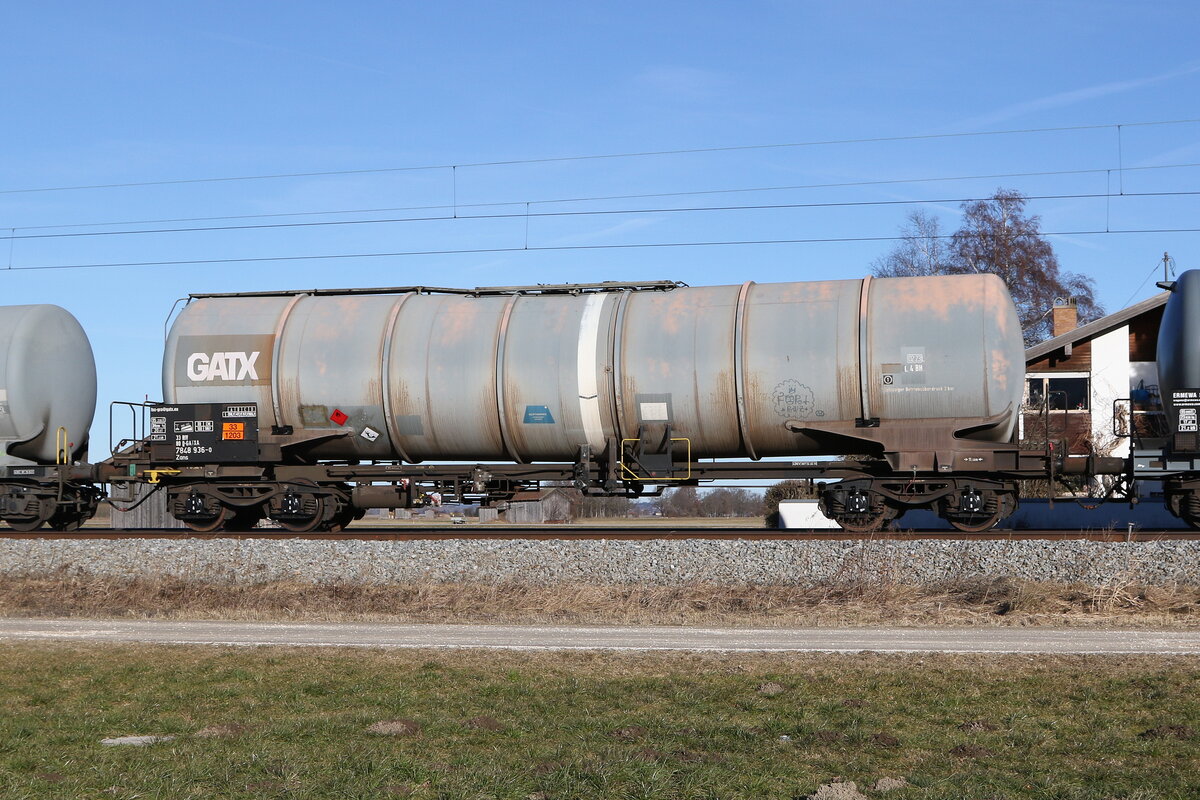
[1026,376,1089,411]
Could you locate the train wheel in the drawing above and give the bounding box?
[173,489,233,532]
[940,489,1012,533]
[183,507,232,533]
[946,511,1004,533]
[277,503,325,533]
[5,515,49,532]
[44,488,100,532]
[819,485,898,532]
[1173,489,1200,530]
[326,505,359,533]
[834,506,898,533]
[3,497,51,531]
[272,481,327,533]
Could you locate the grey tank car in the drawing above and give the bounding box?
[131,274,1044,532]
[0,304,100,530]
[163,274,1025,464]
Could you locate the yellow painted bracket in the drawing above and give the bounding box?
[619,437,692,481]
[145,468,182,484]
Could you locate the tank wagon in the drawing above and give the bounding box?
[0,305,100,530]
[91,273,1060,532]
[1133,269,1200,527]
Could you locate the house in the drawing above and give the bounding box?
[502,487,577,524]
[110,483,187,529]
[1023,292,1169,458]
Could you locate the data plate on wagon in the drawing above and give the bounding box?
[148,403,259,462]
[1,466,51,478]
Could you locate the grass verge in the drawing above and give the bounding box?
[2,573,1200,627]
[0,644,1197,799]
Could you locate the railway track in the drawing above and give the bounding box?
[1,527,1197,542]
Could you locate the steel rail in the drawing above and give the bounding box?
[0,527,1196,542]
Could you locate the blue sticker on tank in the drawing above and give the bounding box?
[523,405,556,424]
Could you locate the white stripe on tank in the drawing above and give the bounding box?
[577,294,607,451]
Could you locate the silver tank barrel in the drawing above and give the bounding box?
[163,275,1025,463]
[0,304,97,465]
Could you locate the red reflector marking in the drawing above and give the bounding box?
[330,409,349,426]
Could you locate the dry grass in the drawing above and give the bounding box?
[2,571,1199,627]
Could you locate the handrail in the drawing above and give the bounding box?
[109,401,152,456]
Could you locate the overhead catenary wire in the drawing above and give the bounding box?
[8,160,1200,233]
[1,117,1195,280]
[1118,257,1174,310]
[0,117,1197,196]
[9,226,1200,273]
[2,189,1198,244]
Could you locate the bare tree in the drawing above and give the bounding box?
[697,487,762,518]
[950,190,1103,343]
[873,190,1103,345]
[578,495,632,518]
[870,210,951,277]
[661,486,702,517]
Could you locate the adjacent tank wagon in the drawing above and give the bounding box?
[0,304,100,530]
[1141,269,1200,527]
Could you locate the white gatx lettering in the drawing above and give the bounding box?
[240,351,260,379]
[187,353,208,381]
[208,353,230,380]
[185,351,262,382]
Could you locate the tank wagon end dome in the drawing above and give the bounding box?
[1156,269,1200,435]
[0,304,97,464]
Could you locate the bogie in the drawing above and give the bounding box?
[0,482,100,533]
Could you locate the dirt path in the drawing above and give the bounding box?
[2,618,1199,653]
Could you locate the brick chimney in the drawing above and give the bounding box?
[1052,297,1078,337]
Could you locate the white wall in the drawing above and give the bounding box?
[1090,325,1131,459]
[778,500,841,528]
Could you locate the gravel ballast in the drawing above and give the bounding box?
[0,538,1197,586]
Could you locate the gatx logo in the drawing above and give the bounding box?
[176,334,274,385]
[187,351,261,382]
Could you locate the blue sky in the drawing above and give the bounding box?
[1,1,1198,453]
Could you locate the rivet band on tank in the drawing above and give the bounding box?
[494,294,523,463]
[381,292,417,464]
[733,280,759,461]
[857,276,873,423]
[610,290,634,441]
[269,294,306,432]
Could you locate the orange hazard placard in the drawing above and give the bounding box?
[222,422,245,440]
